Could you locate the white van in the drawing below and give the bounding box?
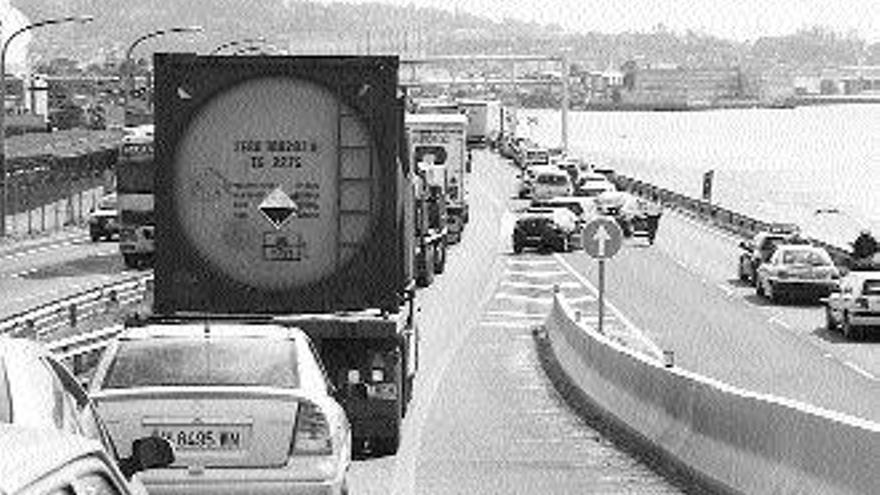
[532,169,573,199]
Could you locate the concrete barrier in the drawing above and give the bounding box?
[544,293,880,495]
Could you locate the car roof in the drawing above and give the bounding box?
[535,168,568,177]
[0,425,107,493]
[120,321,304,341]
[0,337,49,358]
[773,244,826,254]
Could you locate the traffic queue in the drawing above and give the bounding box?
[508,139,664,254]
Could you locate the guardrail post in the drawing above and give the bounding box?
[18,319,36,339]
[106,289,119,314]
[69,304,77,328]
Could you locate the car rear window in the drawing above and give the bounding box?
[781,249,831,266]
[863,280,880,296]
[102,339,299,389]
[99,197,117,210]
[537,174,568,185]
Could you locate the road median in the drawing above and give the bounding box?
[538,292,880,495]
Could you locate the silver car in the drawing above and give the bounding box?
[89,321,352,495]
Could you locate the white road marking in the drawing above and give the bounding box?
[478,320,541,328]
[566,295,597,304]
[483,310,546,319]
[843,361,877,380]
[553,253,665,360]
[492,292,552,303]
[716,283,736,297]
[768,316,792,329]
[505,269,568,277]
[506,258,560,267]
[499,280,581,290]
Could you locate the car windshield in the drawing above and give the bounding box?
[99,197,117,210]
[537,174,568,185]
[780,249,831,266]
[102,339,299,389]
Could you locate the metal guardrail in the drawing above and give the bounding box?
[611,174,854,267]
[1,274,153,374]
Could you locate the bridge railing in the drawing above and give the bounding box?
[0,274,152,375]
[611,173,854,267]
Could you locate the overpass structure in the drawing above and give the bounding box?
[399,54,571,152]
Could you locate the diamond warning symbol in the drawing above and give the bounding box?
[258,187,298,229]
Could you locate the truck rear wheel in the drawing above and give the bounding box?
[123,254,140,269]
[434,240,447,274]
[417,249,435,287]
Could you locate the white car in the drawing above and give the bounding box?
[531,168,573,200]
[755,244,840,303]
[0,425,168,495]
[824,269,880,340]
[0,337,171,490]
[576,173,617,197]
[89,322,352,495]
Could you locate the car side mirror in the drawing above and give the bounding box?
[120,436,175,479]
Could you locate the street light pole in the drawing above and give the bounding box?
[0,15,94,237]
[123,25,203,127]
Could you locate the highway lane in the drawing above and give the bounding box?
[561,210,880,422]
[0,231,135,318]
[349,151,689,494]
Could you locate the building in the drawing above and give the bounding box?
[622,65,742,108]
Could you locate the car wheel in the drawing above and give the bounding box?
[559,236,569,252]
[90,230,101,242]
[766,281,779,303]
[738,260,748,282]
[825,306,837,332]
[842,312,858,340]
[513,241,523,254]
[756,277,765,297]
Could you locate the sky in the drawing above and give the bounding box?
[321,0,880,42]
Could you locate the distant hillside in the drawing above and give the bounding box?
[14,0,880,72]
[16,0,551,63]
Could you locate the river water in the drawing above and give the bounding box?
[520,105,880,248]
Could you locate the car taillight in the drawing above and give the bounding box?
[777,270,789,279]
[290,401,333,456]
[855,297,869,309]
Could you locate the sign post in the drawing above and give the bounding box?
[582,217,624,334]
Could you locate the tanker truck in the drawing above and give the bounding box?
[148,53,418,454]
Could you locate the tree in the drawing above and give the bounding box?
[852,231,878,259]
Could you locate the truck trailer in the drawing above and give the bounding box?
[150,53,418,454]
[405,112,468,245]
[458,98,502,149]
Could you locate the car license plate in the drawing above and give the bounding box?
[155,426,248,451]
[366,383,398,401]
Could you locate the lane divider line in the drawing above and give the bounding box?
[768,316,792,330]
[483,310,546,319]
[553,253,665,360]
[843,361,877,381]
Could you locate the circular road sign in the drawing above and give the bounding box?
[582,217,624,259]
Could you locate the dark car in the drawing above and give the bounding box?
[88,193,119,242]
[513,207,579,253]
[737,224,803,285]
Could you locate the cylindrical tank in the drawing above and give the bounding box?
[153,54,410,314]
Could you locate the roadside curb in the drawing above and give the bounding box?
[532,326,737,495]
